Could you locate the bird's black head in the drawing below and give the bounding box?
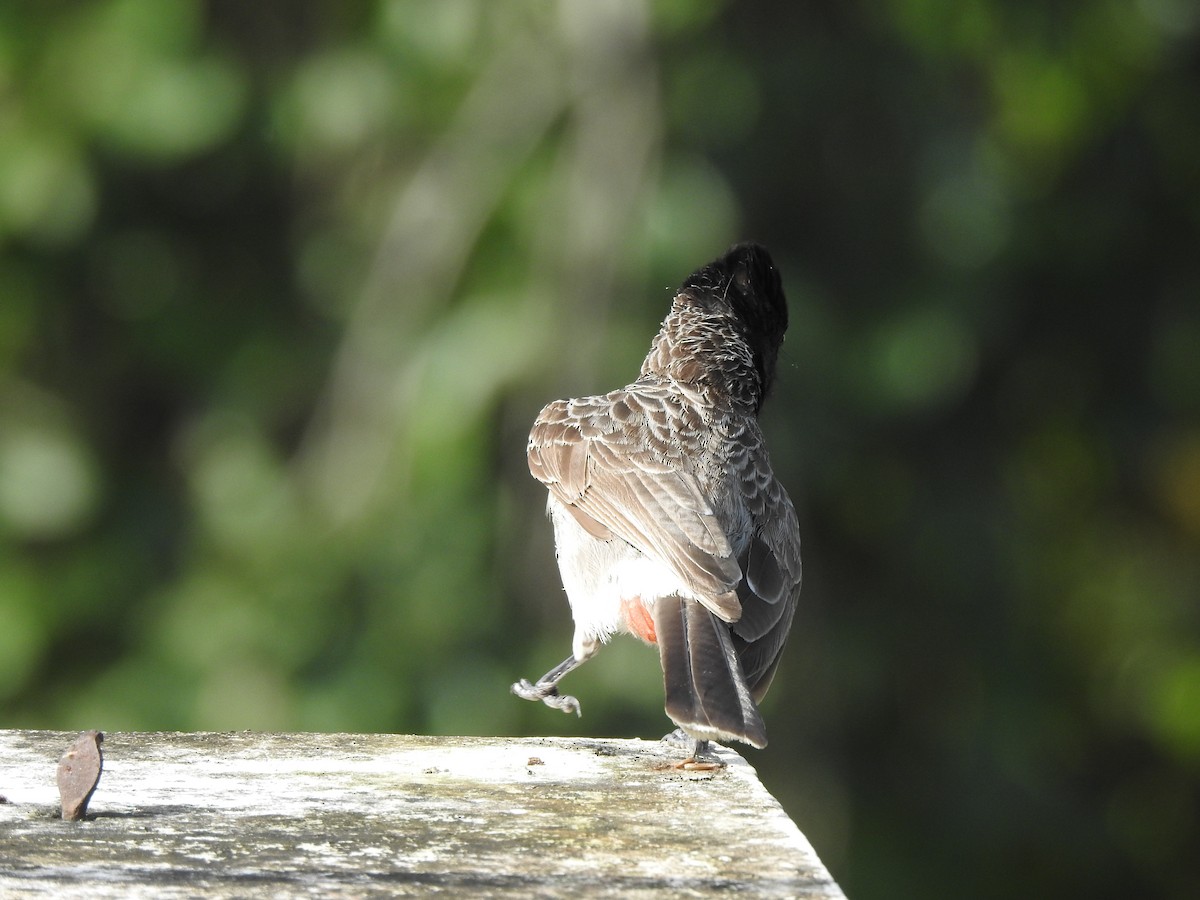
[681,242,789,401]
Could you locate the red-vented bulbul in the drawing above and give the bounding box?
[512,243,801,761]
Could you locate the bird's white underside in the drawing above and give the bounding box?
[547,495,715,662]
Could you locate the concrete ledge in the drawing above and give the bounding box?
[0,730,844,898]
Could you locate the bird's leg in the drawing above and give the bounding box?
[511,654,585,716]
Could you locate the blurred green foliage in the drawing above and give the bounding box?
[1,1,1198,898]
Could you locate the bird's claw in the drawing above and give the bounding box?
[510,679,582,716]
[673,756,725,772]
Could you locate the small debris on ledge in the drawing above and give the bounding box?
[56,730,104,821]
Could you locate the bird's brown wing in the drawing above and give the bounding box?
[528,389,743,622]
[725,425,802,700]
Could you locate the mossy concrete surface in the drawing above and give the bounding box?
[0,730,844,898]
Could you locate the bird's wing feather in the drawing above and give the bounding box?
[725,428,802,697]
[528,390,743,622]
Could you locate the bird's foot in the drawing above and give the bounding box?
[663,734,725,771]
[673,755,725,772]
[510,679,581,716]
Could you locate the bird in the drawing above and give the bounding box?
[511,242,801,764]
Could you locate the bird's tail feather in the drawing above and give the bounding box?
[652,596,768,749]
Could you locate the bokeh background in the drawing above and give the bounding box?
[2,1,1198,896]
